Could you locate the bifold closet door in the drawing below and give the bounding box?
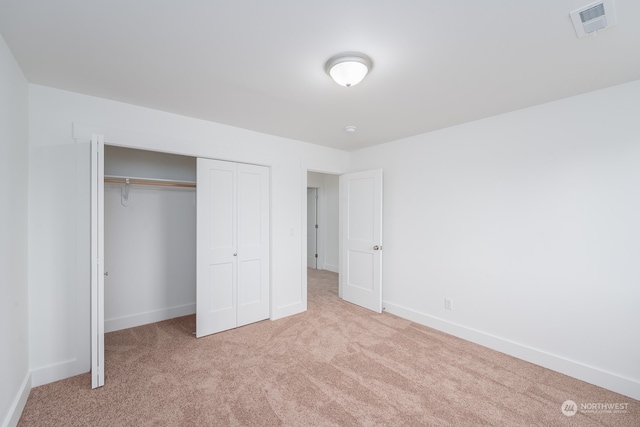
[196,158,269,338]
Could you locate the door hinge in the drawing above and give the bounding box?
[315,224,318,229]
[315,254,318,258]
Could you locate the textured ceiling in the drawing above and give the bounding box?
[1,0,639,150]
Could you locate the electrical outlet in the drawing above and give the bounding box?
[445,298,452,310]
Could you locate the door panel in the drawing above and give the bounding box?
[347,178,374,241]
[197,159,237,337]
[208,263,236,333]
[209,263,234,311]
[340,169,383,313]
[347,251,374,291]
[208,168,235,251]
[238,259,262,305]
[236,163,269,327]
[237,170,262,247]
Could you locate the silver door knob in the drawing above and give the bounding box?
[373,245,380,251]
[104,271,109,276]
[233,253,237,256]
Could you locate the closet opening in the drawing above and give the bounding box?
[92,139,272,388]
[103,145,197,333]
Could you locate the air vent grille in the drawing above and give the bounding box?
[580,4,605,23]
[570,0,616,38]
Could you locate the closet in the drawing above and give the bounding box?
[92,142,271,388]
[103,146,197,332]
[102,148,270,338]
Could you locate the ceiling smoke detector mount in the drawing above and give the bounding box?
[570,0,617,38]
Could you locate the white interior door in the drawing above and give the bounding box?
[196,159,269,337]
[339,169,383,313]
[90,134,105,388]
[307,188,318,268]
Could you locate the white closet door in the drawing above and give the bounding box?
[236,163,269,327]
[196,159,237,337]
[196,159,270,337]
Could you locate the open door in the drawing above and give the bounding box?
[90,133,105,388]
[339,169,383,312]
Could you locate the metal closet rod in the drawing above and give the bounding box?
[104,175,196,188]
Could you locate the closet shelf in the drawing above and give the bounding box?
[104,175,196,188]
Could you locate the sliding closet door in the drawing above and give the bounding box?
[196,158,269,338]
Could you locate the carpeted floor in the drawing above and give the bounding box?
[18,268,639,426]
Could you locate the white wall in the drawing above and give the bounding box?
[104,146,196,332]
[307,172,339,272]
[0,34,30,427]
[22,63,638,404]
[28,84,350,387]
[350,79,640,400]
[105,145,196,181]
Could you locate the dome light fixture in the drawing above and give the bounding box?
[325,52,372,87]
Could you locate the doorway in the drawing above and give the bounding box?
[306,172,339,273]
[91,138,272,388]
[103,145,197,334]
[307,188,318,269]
[304,169,384,312]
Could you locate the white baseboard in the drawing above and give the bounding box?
[30,358,88,388]
[383,301,640,401]
[322,263,339,273]
[105,303,196,333]
[272,301,306,321]
[1,372,31,427]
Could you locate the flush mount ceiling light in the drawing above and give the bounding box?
[325,52,372,87]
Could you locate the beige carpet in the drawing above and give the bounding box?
[19,269,639,426]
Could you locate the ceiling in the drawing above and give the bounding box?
[1,1,639,151]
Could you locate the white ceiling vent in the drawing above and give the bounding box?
[570,0,617,38]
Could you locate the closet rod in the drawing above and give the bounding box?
[104,176,196,188]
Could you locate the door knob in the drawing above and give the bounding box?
[104,271,109,276]
[233,253,238,257]
[373,245,380,251]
